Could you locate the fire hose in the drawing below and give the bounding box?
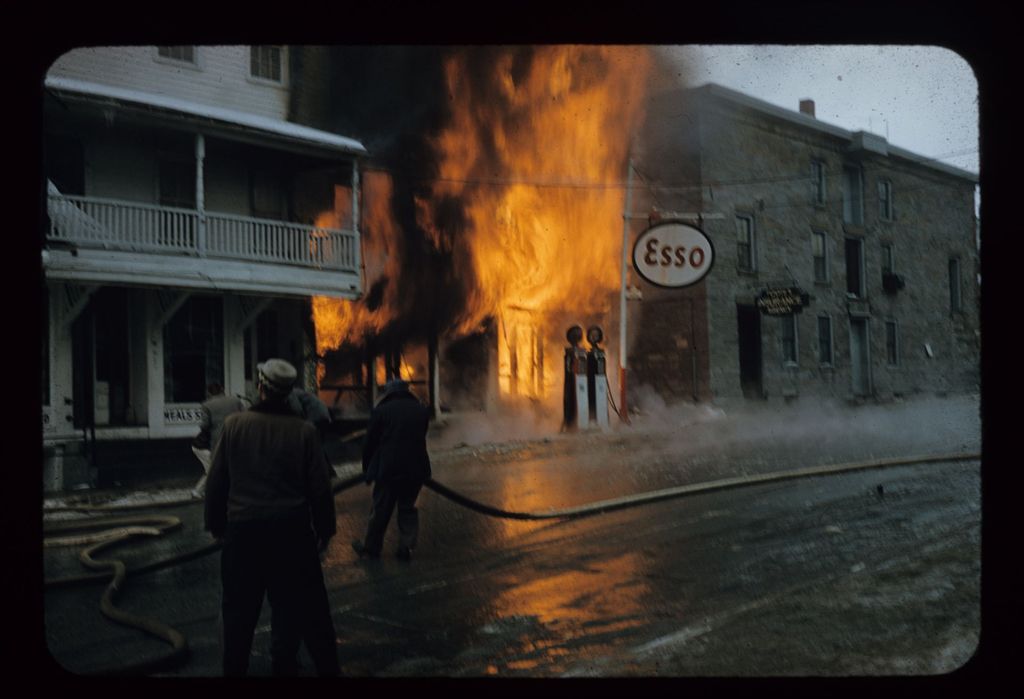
[44,449,980,674]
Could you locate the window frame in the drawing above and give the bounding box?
[736,213,756,273]
[842,164,864,226]
[878,178,894,221]
[780,313,798,366]
[249,45,287,86]
[845,236,866,299]
[158,157,197,210]
[812,229,829,284]
[811,159,827,206]
[154,46,200,70]
[817,314,834,366]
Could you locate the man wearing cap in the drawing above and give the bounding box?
[352,379,432,561]
[205,358,340,677]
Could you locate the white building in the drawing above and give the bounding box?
[42,46,366,491]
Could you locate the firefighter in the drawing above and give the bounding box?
[352,379,432,561]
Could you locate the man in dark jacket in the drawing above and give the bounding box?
[205,358,339,677]
[190,383,247,498]
[352,379,432,561]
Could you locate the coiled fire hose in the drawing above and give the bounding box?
[44,449,980,674]
[44,514,188,675]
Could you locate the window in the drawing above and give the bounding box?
[157,46,196,64]
[949,258,962,312]
[842,165,863,225]
[881,243,894,275]
[845,237,865,298]
[736,214,755,272]
[159,159,196,209]
[878,179,893,220]
[811,159,826,205]
[812,230,828,283]
[885,320,900,365]
[163,297,224,403]
[781,314,798,365]
[250,170,286,220]
[817,315,833,365]
[250,46,284,83]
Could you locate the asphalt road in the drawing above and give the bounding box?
[40,394,983,678]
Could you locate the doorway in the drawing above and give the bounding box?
[71,288,133,427]
[737,304,763,398]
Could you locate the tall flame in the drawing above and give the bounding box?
[312,171,402,355]
[420,46,652,400]
[421,46,652,332]
[312,46,654,401]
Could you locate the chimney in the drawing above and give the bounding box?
[799,99,816,118]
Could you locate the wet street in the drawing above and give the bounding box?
[42,394,982,677]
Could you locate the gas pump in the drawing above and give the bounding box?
[586,325,609,429]
[563,325,589,431]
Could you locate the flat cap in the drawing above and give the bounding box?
[257,358,297,394]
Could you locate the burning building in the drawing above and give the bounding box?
[305,46,979,418]
[305,46,676,423]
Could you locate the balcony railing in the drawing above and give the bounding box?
[46,193,358,272]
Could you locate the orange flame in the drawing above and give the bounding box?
[312,171,402,358]
[420,46,652,399]
[312,46,653,401]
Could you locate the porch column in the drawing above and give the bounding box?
[195,133,206,257]
[146,292,167,435]
[223,296,246,401]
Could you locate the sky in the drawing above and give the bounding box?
[663,45,979,176]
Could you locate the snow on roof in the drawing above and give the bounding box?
[45,76,368,157]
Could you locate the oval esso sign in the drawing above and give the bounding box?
[632,222,715,288]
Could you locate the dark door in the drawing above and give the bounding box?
[737,304,762,398]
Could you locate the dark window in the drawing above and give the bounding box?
[163,297,224,403]
[846,237,865,298]
[157,46,196,64]
[878,179,893,220]
[817,315,833,365]
[159,159,196,209]
[736,215,754,272]
[781,314,797,364]
[251,170,286,220]
[250,46,283,82]
[812,231,828,283]
[811,160,826,205]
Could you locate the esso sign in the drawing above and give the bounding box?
[632,222,715,288]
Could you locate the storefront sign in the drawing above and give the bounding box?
[756,287,810,315]
[632,222,715,288]
[164,405,203,425]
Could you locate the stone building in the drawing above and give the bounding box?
[628,83,979,405]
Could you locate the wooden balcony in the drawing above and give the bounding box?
[44,193,362,299]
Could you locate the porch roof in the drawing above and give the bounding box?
[44,76,369,158]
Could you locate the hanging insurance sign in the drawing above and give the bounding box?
[632,221,715,288]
